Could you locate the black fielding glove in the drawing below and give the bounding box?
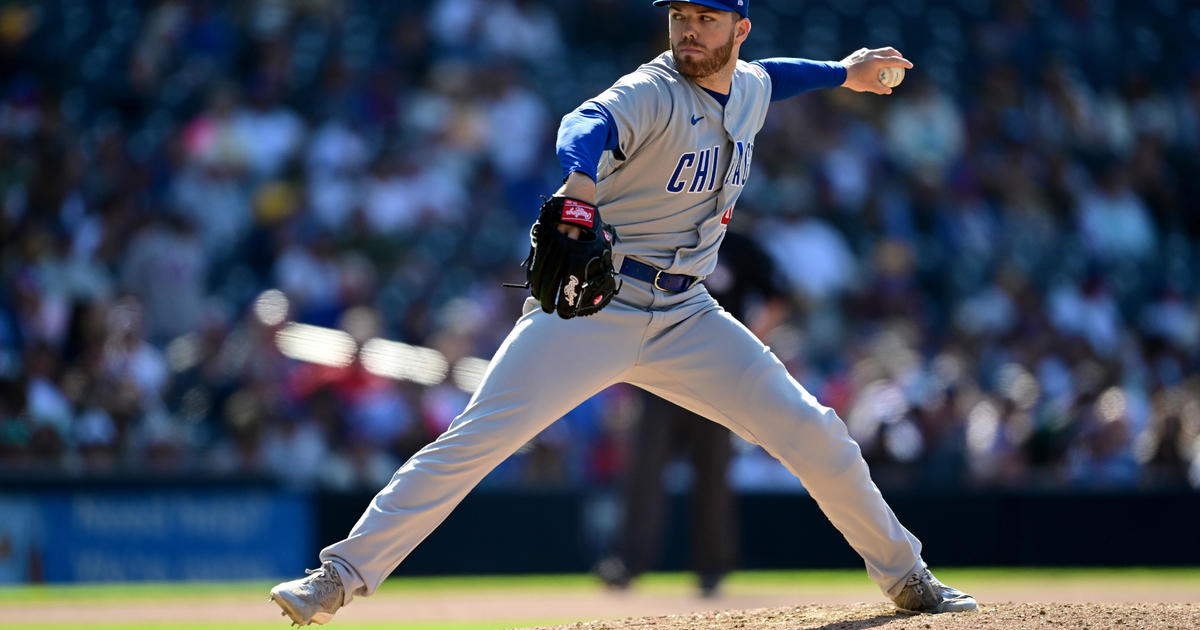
[523,196,619,319]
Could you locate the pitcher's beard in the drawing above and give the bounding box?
[672,32,735,79]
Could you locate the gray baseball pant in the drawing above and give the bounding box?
[321,273,924,602]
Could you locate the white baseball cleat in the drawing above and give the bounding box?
[890,568,978,614]
[270,561,346,626]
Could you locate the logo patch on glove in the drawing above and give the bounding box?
[522,195,618,319]
[560,200,595,228]
[563,276,579,306]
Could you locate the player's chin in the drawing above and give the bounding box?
[673,54,709,77]
[677,63,714,80]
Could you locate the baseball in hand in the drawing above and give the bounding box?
[878,66,905,88]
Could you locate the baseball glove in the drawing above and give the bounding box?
[519,196,619,319]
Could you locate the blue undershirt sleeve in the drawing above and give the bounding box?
[752,58,847,102]
[556,102,621,182]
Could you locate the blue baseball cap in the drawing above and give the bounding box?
[652,0,748,19]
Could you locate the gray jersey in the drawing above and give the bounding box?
[590,51,772,277]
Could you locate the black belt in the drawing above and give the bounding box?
[619,258,699,292]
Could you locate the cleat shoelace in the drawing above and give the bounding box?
[270,561,344,626]
[302,563,343,604]
[898,569,942,611]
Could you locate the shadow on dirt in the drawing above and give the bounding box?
[809,611,912,630]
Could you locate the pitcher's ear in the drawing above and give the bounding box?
[736,17,751,43]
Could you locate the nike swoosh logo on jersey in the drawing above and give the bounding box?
[691,115,704,125]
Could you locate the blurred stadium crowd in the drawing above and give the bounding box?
[1,0,1198,491]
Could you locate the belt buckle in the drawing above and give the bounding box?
[653,270,670,292]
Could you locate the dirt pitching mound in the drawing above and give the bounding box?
[529,602,1200,630]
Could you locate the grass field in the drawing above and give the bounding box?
[3,567,1199,630]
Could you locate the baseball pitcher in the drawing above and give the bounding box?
[270,1,976,625]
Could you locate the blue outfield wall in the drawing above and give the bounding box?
[0,487,311,583]
[2,483,1198,583]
